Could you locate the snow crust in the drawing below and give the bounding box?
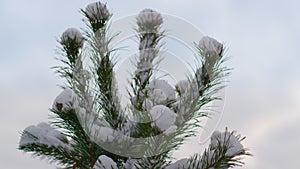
[150,105,177,132]
[61,28,84,47]
[211,131,244,156]
[137,9,163,32]
[93,155,117,169]
[148,79,175,104]
[19,122,68,149]
[85,2,110,21]
[199,36,222,55]
[52,88,75,111]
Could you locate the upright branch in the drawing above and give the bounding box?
[171,36,228,140]
[129,9,177,168]
[128,9,165,139]
[131,9,164,111]
[83,1,124,129]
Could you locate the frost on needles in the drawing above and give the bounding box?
[18,1,251,169]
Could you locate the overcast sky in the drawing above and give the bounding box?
[0,0,300,168]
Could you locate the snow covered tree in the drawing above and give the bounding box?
[19,1,251,169]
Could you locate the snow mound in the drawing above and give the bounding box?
[211,130,244,156]
[85,2,110,22]
[93,155,117,169]
[150,105,177,132]
[19,122,68,149]
[150,89,167,104]
[61,28,84,47]
[199,36,223,55]
[148,79,175,104]
[137,9,163,32]
[52,88,75,111]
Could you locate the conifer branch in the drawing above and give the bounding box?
[83,2,125,130]
[18,1,251,168]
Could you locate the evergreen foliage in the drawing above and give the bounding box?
[19,1,251,168]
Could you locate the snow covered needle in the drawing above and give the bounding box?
[198,36,224,70]
[132,9,165,111]
[199,36,223,56]
[61,28,84,48]
[60,28,84,63]
[210,130,244,157]
[84,1,111,32]
[19,122,68,149]
[94,155,118,169]
[52,88,75,112]
[197,130,250,168]
[167,130,250,169]
[137,9,163,33]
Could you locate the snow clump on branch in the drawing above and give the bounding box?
[137,9,163,32]
[211,130,244,156]
[150,105,177,132]
[52,88,75,112]
[199,36,223,56]
[61,28,84,48]
[85,2,110,23]
[148,79,175,104]
[19,122,68,149]
[93,155,118,169]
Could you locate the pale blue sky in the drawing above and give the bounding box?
[0,0,300,168]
